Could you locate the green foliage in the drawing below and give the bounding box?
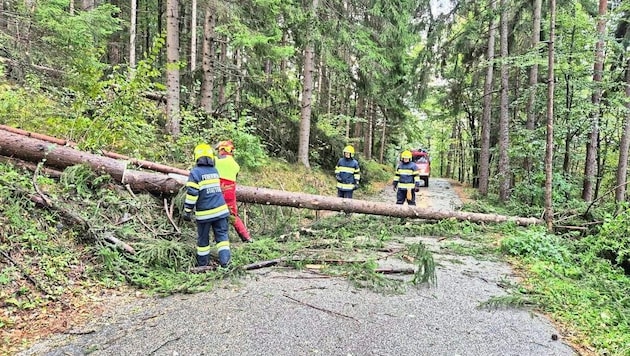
[497,222,630,353]
[577,207,630,271]
[178,113,268,170]
[406,243,436,285]
[500,227,569,264]
[60,164,112,199]
[33,0,121,91]
[359,159,393,187]
[135,239,195,270]
[0,85,71,127]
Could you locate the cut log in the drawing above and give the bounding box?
[0,128,544,226]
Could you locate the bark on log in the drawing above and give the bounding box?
[0,129,128,181]
[234,186,542,226]
[0,128,544,226]
[0,125,190,176]
[122,170,185,195]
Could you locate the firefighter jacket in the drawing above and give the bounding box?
[335,157,361,191]
[184,160,230,222]
[393,161,420,190]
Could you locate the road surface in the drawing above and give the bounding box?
[18,178,577,356]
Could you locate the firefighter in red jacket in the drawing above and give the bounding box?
[214,140,253,243]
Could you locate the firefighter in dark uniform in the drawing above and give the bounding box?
[183,143,231,268]
[335,145,361,199]
[393,150,421,205]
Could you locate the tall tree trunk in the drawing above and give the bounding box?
[457,122,464,182]
[200,7,216,113]
[544,0,556,230]
[468,108,479,188]
[297,0,318,168]
[497,0,511,201]
[188,0,197,105]
[524,0,542,173]
[582,0,607,202]
[354,93,364,147]
[478,0,497,196]
[234,48,242,109]
[129,0,137,71]
[562,25,578,176]
[280,30,288,73]
[615,60,630,204]
[165,0,181,137]
[379,109,386,164]
[108,0,121,65]
[218,39,227,106]
[446,124,457,178]
[81,0,94,10]
[363,99,373,160]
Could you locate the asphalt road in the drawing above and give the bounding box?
[18,178,577,356]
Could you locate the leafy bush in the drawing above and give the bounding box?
[576,207,630,273]
[359,159,394,186]
[500,227,569,264]
[178,113,268,170]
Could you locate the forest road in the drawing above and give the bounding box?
[18,178,577,356]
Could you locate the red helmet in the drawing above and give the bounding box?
[216,140,235,154]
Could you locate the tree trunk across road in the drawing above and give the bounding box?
[0,127,543,226]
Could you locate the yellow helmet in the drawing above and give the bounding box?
[194,143,215,161]
[343,145,355,156]
[401,150,412,160]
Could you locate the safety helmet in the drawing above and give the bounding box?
[400,150,412,160]
[194,143,215,161]
[343,145,355,156]
[217,140,235,153]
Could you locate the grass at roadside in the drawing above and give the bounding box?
[0,159,406,355]
[3,158,629,356]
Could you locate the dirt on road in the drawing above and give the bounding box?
[17,178,577,356]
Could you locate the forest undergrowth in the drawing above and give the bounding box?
[1,161,629,356]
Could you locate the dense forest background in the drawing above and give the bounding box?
[1,0,630,215]
[1,1,630,354]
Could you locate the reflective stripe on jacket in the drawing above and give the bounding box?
[335,157,360,191]
[393,161,420,189]
[184,164,230,222]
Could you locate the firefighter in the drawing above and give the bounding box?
[214,140,253,243]
[182,143,231,268]
[335,145,361,199]
[393,150,421,205]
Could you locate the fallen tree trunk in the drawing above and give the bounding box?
[0,129,128,181]
[0,125,190,177]
[0,128,543,226]
[235,186,542,226]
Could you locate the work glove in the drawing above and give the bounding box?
[335,174,342,182]
[354,183,359,190]
[414,187,420,193]
[392,184,397,192]
[182,209,192,222]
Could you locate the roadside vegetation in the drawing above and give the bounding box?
[1,95,629,354]
[1,0,629,350]
[2,144,629,355]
